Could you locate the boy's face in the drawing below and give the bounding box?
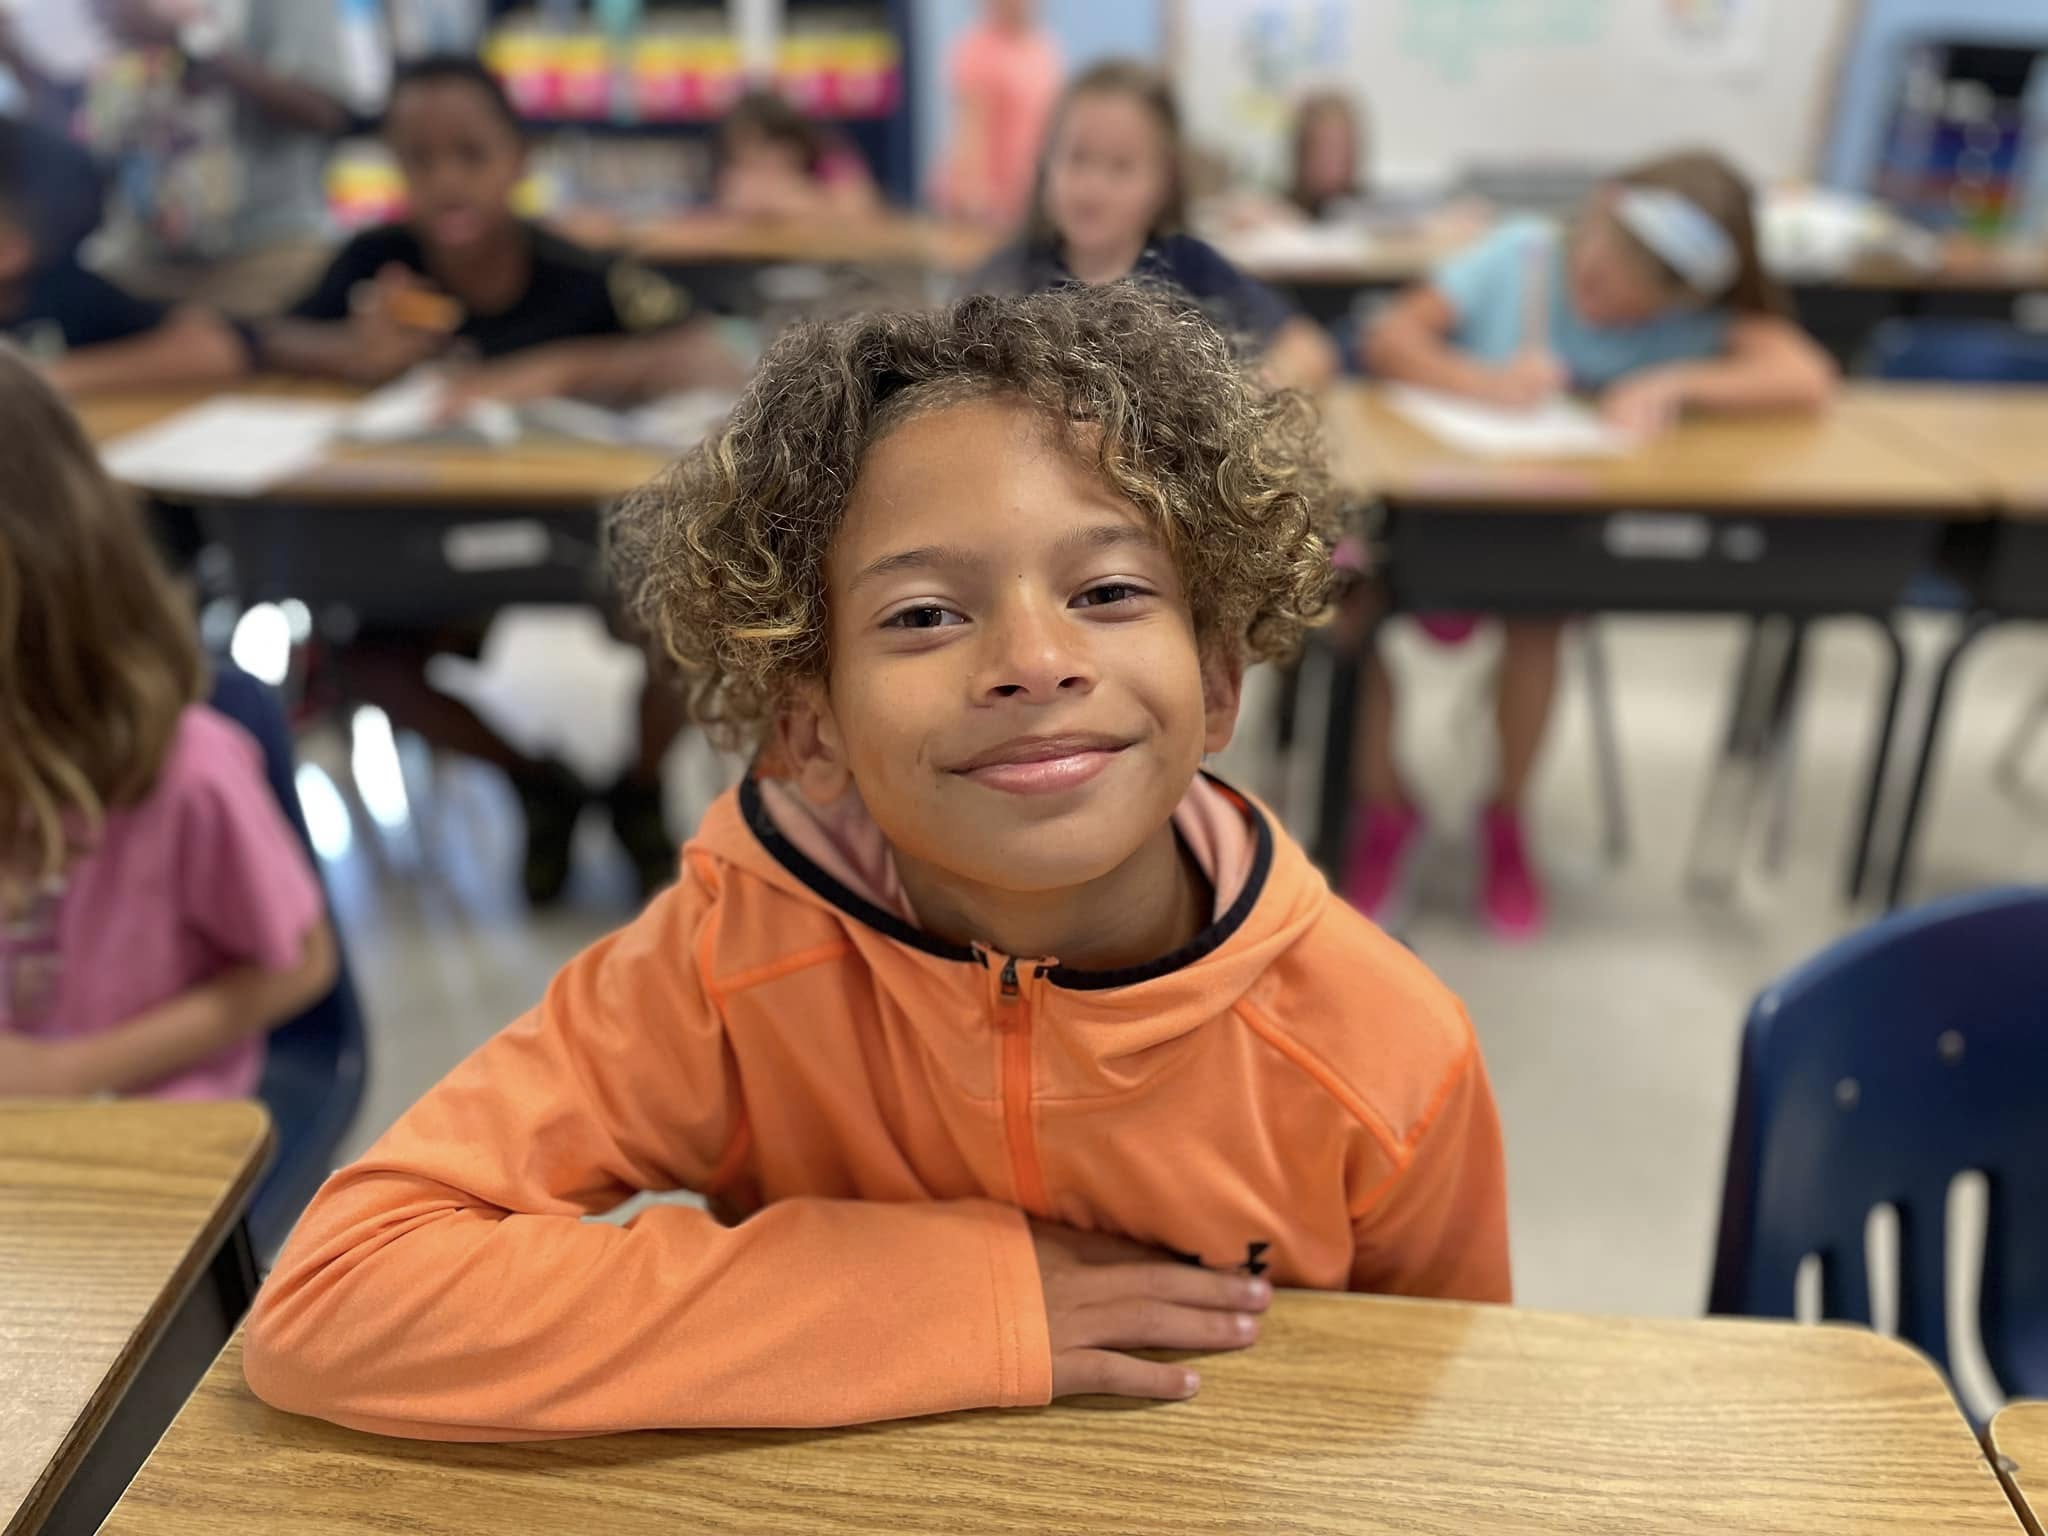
[386,81,527,259]
[792,397,1238,899]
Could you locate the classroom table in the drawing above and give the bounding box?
[1993,1402,2048,1536]
[1828,385,2048,905]
[82,385,675,625]
[0,1100,271,1536]
[99,1296,2021,1535]
[1313,383,1993,890]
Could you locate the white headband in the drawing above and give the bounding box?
[1612,186,1740,296]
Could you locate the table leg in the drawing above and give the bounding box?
[1883,615,1999,911]
[1846,620,1910,903]
[1758,619,1809,877]
[1312,638,1364,880]
[1686,617,1777,901]
[37,1219,259,1536]
[1581,620,1630,865]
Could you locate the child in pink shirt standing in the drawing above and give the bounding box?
[934,0,1062,229]
[0,343,336,1100]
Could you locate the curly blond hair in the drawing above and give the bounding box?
[610,284,1340,743]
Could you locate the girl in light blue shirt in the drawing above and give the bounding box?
[1350,150,1836,941]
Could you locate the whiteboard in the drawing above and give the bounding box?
[1174,0,1857,191]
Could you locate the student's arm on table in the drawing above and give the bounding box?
[1347,1012,1512,1306]
[0,923,338,1096]
[1363,285,1564,407]
[1601,314,1839,434]
[240,870,1058,1439]
[259,265,455,385]
[40,308,251,396]
[438,319,747,413]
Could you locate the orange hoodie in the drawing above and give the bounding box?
[244,774,1508,1440]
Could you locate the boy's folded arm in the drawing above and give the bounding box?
[1347,1018,1512,1306]
[243,876,1053,1439]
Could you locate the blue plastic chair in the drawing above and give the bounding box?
[1868,319,2048,387]
[1707,887,2048,1401]
[206,665,369,1262]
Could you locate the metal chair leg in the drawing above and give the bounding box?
[1580,619,1629,864]
[1993,680,2048,800]
[1884,614,1999,910]
[1846,620,1910,902]
[1759,620,1809,878]
[1687,617,1779,901]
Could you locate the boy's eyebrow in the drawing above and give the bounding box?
[848,525,1160,591]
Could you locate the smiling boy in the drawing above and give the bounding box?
[244,286,1509,1438]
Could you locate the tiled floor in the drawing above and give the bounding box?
[306,610,2048,1333]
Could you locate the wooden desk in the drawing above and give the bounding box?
[0,1101,271,1536]
[79,386,673,510]
[102,1297,2019,1535]
[1842,384,2048,518]
[1994,1403,2048,1536]
[1322,383,1989,517]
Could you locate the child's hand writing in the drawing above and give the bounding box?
[1031,1219,1271,1402]
[1475,350,1568,410]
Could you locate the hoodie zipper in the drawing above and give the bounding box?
[994,954,1051,1217]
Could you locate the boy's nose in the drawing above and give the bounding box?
[977,604,1096,702]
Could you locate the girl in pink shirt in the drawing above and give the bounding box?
[0,344,336,1100]
[934,0,1062,229]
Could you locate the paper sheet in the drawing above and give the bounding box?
[1384,385,1630,459]
[101,398,350,496]
[346,374,520,447]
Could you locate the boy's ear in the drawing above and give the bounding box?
[1200,649,1245,756]
[776,682,854,806]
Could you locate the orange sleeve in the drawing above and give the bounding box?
[242,871,1053,1439]
[1347,1026,1512,1305]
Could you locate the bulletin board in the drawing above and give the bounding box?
[1173,0,1860,190]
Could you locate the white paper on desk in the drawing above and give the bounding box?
[345,373,520,447]
[1385,385,1630,460]
[101,399,349,496]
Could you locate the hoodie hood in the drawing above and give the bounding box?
[692,770,1332,1073]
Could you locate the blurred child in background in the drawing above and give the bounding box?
[1354,150,1836,940]
[264,55,738,906]
[931,0,1061,230]
[0,117,248,395]
[1286,90,1367,222]
[713,89,879,221]
[0,343,335,1100]
[983,60,1337,393]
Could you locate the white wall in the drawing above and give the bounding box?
[1174,0,1854,192]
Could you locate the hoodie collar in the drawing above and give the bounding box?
[738,771,1274,991]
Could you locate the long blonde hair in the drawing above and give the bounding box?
[0,344,202,880]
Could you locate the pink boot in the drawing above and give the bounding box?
[1479,803,1546,941]
[1341,803,1423,930]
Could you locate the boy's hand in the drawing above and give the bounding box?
[342,264,458,385]
[1030,1220,1271,1402]
[1475,349,1568,409]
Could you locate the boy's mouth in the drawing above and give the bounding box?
[948,733,1132,796]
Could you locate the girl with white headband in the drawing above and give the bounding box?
[1350,149,1836,942]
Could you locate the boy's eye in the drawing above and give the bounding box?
[883,604,965,630]
[1074,582,1147,609]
